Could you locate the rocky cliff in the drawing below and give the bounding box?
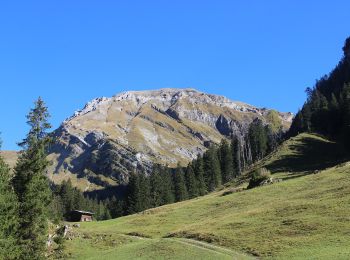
[47,88,293,191]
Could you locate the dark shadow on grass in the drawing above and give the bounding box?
[266,136,349,176]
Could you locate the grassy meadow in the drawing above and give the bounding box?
[63,133,350,259]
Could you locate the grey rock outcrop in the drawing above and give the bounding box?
[47,88,292,190]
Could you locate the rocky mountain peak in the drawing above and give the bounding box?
[49,88,293,191]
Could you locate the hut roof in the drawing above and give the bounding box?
[72,210,94,215]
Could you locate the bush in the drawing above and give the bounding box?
[247,168,271,189]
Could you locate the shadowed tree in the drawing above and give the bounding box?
[193,156,207,195]
[203,146,222,191]
[185,164,198,198]
[220,139,234,183]
[173,166,188,202]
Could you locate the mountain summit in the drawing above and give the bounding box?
[48,88,292,190]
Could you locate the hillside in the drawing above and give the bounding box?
[0,151,18,170]
[248,133,349,179]
[47,88,292,191]
[62,133,350,259]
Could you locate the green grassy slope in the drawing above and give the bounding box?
[250,133,349,180]
[64,133,350,259]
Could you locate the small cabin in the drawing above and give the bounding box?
[69,210,94,222]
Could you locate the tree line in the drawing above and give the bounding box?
[289,37,350,146]
[113,118,283,216]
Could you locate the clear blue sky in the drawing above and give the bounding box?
[0,1,349,150]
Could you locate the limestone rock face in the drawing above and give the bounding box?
[47,88,293,190]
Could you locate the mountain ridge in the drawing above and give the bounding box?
[41,88,292,190]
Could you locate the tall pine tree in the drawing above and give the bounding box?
[12,97,52,259]
[0,141,20,259]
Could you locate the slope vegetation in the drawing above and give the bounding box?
[63,134,350,259]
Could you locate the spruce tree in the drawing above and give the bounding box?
[173,166,188,202]
[12,97,52,259]
[108,196,124,218]
[138,174,151,211]
[184,164,198,198]
[126,173,141,214]
[248,119,268,161]
[329,93,340,135]
[193,156,207,195]
[48,195,63,223]
[341,83,350,144]
[96,202,106,220]
[159,166,175,204]
[0,142,20,259]
[60,180,75,219]
[220,140,234,183]
[150,164,163,207]
[104,208,112,220]
[203,147,222,191]
[231,136,242,176]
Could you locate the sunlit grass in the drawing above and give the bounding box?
[64,134,350,259]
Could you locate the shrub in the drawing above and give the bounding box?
[247,168,271,189]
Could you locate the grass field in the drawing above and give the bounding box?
[63,133,350,259]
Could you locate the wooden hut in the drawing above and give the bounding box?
[69,210,94,222]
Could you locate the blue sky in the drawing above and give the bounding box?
[0,1,349,150]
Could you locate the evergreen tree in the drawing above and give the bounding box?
[0,142,20,259]
[12,97,52,259]
[231,136,242,176]
[126,173,141,214]
[60,180,75,218]
[193,156,207,195]
[108,196,124,218]
[96,201,106,220]
[184,164,198,198]
[219,140,234,183]
[173,166,188,202]
[203,147,222,191]
[138,174,151,211]
[266,125,283,153]
[328,93,340,134]
[301,104,312,132]
[104,208,112,220]
[48,195,64,223]
[341,83,350,144]
[150,164,163,207]
[248,119,268,162]
[159,166,175,204]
